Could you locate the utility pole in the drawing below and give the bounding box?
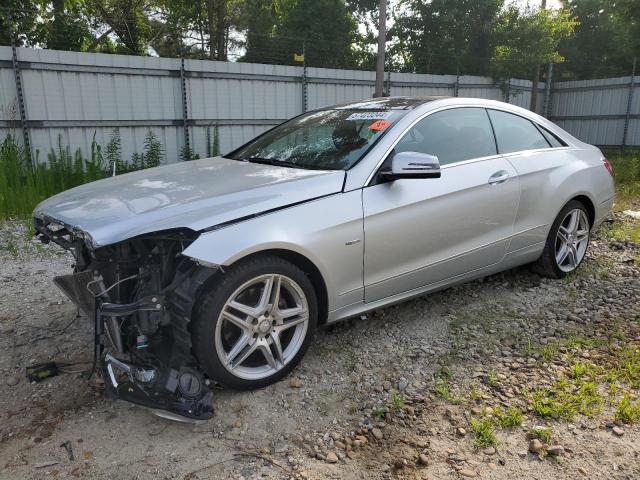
[530,0,547,112]
[374,0,387,98]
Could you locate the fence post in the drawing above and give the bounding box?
[301,41,308,113]
[504,79,511,103]
[454,68,460,97]
[179,56,191,157]
[622,57,637,150]
[543,62,553,118]
[9,9,32,165]
[385,69,391,96]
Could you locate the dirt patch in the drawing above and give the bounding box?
[1,219,639,480]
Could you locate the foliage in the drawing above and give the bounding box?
[493,406,523,428]
[0,134,105,219]
[491,5,576,80]
[528,426,553,443]
[615,393,640,424]
[142,129,163,168]
[470,416,498,448]
[105,127,122,174]
[391,0,504,75]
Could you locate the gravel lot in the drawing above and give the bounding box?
[0,216,639,480]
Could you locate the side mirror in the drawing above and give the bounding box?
[379,151,442,181]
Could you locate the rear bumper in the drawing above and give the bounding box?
[594,195,615,229]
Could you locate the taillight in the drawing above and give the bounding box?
[603,158,613,176]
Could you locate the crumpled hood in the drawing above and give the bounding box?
[34,156,345,247]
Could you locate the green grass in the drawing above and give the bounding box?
[606,152,640,210]
[494,406,524,428]
[470,417,498,448]
[0,134,106,219]
[528,426,553,443]
[615,393,640,424]
[389,392,405,413]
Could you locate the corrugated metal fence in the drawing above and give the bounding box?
[0,47,637,165]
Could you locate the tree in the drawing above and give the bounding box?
[47,0,94,51]
[85,0,155,54]
[491,6,576,80]
[0,0,47,47]
[391,0,504,75]
[557,0,632,79]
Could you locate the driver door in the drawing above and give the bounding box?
[362,107,520,302]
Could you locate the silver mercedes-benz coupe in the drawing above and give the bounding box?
[34,96,614,420]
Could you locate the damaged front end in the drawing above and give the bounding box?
[35,217,216,422]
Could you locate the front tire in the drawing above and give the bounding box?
[533,200,591,278]
[191,255,317,390]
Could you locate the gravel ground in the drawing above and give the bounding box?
[0,216,639,480]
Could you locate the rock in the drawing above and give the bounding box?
[397,377,409,391]
[326,452,339,464]
[612,426,624,437]
[418,453,429,466]
[577,466,587,475]
[289,378,304,388]
[529,439,544,454]
[394,458,407,469]
[547,445,564,456]
[458,469,478,478]
[482,447,496,455]
[6,376,19,387]
[456,427,466,436]
[371,428,383,440]
[334,441,345,450]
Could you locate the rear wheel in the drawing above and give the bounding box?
[191,255,317,390]
[533,200,590,278]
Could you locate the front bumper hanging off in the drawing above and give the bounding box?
[54,271,214,422]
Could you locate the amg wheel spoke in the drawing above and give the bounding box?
[226,333,254,367]
[259,342,278,370]
[556,244,569,265]
[229,300,261,318]
[576,229,589,242]
[557,226,570,243]
[257,275,275,312]
[567,245,578,268]
[279,305,306,320]
[271,332,284,365]
[222,310,252,332]
[567,210,579,233]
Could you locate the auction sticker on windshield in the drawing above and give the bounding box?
[346,111,393,121]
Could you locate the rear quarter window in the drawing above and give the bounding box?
[487,109,551,154]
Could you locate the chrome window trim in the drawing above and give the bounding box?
[364,104,572,186]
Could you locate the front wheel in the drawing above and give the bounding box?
[533,200,591,278]
[191,255,317,390]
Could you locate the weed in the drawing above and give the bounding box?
[468,385,484,402]
[389,393,405,413]
[372,407,386,420]
[487,370,499,387]
[494,406,524,428]
[435,379,453,401]
[539,342,560,363]
[470,417,498,448]
[528,426,553,443]
[615,393,640,424]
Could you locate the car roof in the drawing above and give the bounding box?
[332,96,449,110]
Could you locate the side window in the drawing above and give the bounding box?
[538,125,566,148]
[395,107,497,165]
[487,109,551,154]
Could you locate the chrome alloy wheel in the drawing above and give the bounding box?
[555,208,589,273]
[214,274,309,380]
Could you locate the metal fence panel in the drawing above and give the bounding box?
[1,47,638,166]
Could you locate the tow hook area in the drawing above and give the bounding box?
[103,354,214,422]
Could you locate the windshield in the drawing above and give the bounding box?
[226,108,407,170]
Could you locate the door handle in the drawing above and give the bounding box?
[488,170,510,185]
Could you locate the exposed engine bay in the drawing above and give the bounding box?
[34,217,216,421]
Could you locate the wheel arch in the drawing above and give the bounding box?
[569,194,595,226]
[198,248,330,326]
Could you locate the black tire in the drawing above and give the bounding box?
[191,255,317,390]
[532,200,590,279]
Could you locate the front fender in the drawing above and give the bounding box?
[181,191,365,312]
